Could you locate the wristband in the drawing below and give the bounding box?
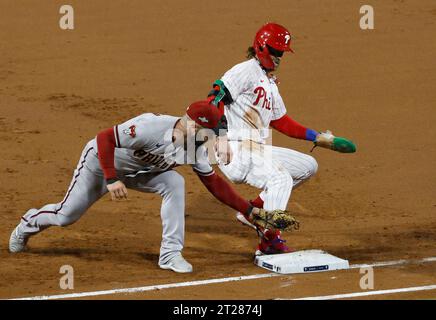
[305,129,318,142]
[245,204,254,217]
[106,178,119,185]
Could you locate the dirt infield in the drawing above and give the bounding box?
[1,0,435,300]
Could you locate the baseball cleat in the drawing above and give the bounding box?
[255,229,293,256]
[237,212,293,255]
[9,226,29,253]
[159,254,193,273]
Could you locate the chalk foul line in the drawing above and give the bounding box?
[9,256,436,300]
[285,284,436,300]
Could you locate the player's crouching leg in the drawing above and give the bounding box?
[156,171,192,273]
[9,204,84,253]
[305,153,318,178]
[290,153,318,188]
[273,146,319,186]
[127,170,192,273]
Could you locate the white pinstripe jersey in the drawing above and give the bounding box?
[88,113,213,177]
[221,58,287,143]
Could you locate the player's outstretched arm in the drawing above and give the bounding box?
[197,171,300,231]
[270,116,356,153]
[196,171,252,217]
[96,128,128,200]
[270,114,318,141]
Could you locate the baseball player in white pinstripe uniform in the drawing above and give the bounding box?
[207,23,356,255]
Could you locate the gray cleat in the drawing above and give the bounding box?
[159,254,193,273]
[9,226,29,253]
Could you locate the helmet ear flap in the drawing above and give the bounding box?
[253,41,274,70]
[258,43,269,53]
[261,44,270,55]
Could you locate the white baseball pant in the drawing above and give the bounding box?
[219,140,318,211]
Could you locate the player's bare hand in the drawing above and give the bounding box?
[107,180,128,200]
[251,207,260,217]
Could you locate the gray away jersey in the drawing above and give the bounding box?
[87,113,214,177]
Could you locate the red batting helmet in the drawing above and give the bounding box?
[253,23,294,70]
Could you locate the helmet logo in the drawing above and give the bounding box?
[284,34,291,45]
[198,116,209,123]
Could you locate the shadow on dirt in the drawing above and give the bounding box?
[327,227,436,263]
[137,252,159,264]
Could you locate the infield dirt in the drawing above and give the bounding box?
[0,0,435,299]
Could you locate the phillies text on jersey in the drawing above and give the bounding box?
[221,58,287,142]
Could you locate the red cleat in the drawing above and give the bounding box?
[255,229,293,256]
[235,212,294,255]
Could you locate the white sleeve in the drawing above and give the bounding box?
[271,90,287,121]
[114,115,153,150]
[191,144,214,176]
[221,62,254,101]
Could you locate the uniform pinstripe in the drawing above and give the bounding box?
[218,58,318,210]
[222,59,286,143]
[219,142,317,211]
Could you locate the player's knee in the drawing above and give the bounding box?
[55,212,80,227]
[162,172,185,196]
[306,155,318,177]
[283,172,294,188]
[171,173,185,190]
[296,154,318,179]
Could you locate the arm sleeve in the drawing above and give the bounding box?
[270,115,319,141]
[96,127,118,181]
[197,172,251,214]
[96,114,154,181]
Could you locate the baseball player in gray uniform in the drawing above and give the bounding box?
[9,101,267,273]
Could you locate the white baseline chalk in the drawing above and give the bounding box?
[9,256,436,300]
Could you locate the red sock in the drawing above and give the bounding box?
[250,195,264,208]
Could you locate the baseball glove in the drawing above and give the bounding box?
[312,130,356,153]
[250,209,300,232]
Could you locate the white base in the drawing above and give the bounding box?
[254,249,349,274]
